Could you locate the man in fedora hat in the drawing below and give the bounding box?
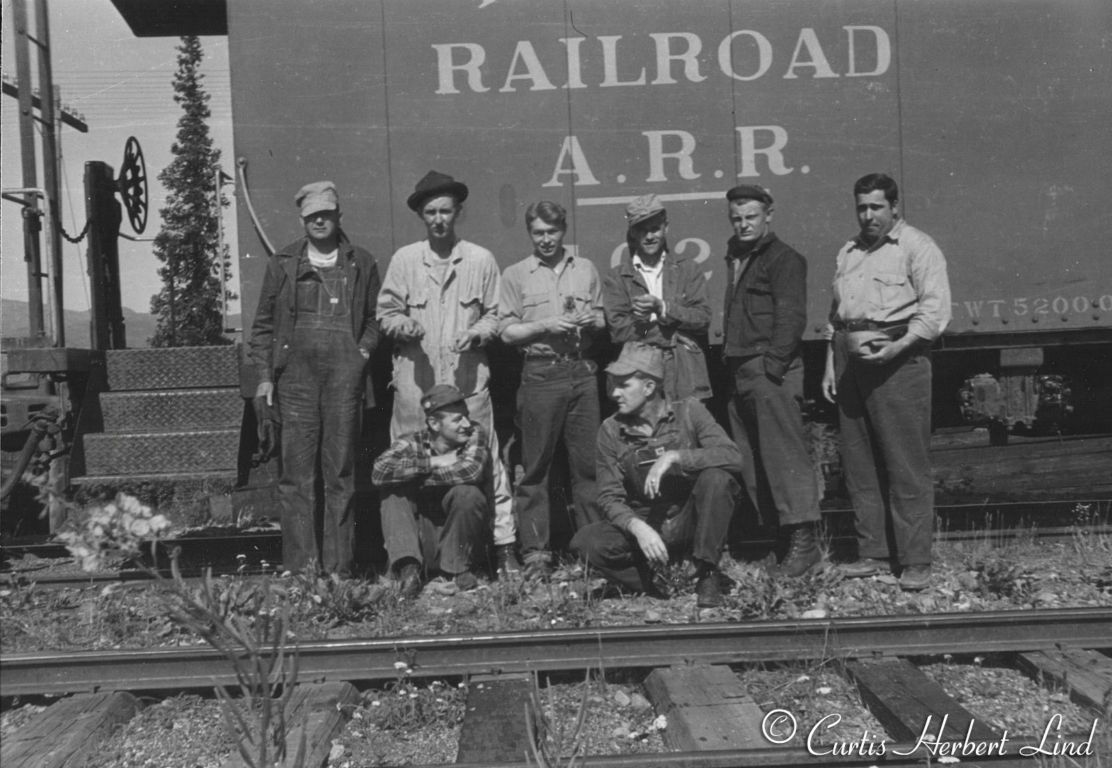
[377,170,519,574]
[721,184,822,578]
[570,343,744,608]
[249,181,381,577]
[372,384,492,598]
[603,194,712,402]
[499,200,605,578]
[821,173,951,591]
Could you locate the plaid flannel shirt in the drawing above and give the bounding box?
[372,423,491,489]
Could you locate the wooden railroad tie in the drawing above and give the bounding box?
[643,664,767,751]
[1016,647,1112,715]
[1,691,141,768]
[456,673,535,762]
[221,681,358,768]
[845,658,1004,743]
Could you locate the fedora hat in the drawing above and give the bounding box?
[407,170,469,212]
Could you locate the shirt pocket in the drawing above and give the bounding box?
[870,271,909,311]
[521,290,551,323]
[744,276,774,317]
[405,288,429,314]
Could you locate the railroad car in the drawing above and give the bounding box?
[115,0,1112,439]
[7,0,1112,533]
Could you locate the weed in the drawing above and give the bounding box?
[165,558,307,768]
[358,665,465,732]
[51,487,309,768]
[526,670,590,767]
[286,571,388,629]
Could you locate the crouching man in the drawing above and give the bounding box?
[570,344,744,607]
[372,385,491,598]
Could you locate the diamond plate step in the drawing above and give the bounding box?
[83,429,239,476]
[100,388,243,433]
[106,345,239,391]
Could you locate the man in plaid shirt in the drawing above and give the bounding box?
[373,384,492,598]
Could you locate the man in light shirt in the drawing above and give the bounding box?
[821,173,951,591]
[500,201,605,578]
[377,171,519,575]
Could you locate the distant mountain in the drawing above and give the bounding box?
[1,299,242,349]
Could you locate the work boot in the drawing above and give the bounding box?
[453,570,480,592]
[397,560,422,599]
[840,557,892,578]
[496,543,522,576]
[523,550,553,580]
[899,565,932,591]
[778,523,821,577]
[695,570,724,608]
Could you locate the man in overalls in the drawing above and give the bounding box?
[249,181,381,577]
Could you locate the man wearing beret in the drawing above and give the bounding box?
[500,200,605,579]
[604,194,712,402]
[822,173,951,591]
[372,385,492,597]
[249,181,380,577]
[570,343,744,608]
[722,184,821,578]
[377,171,519,574]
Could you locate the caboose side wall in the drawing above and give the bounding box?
[227,0,1111,362]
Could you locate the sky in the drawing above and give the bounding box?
[1,0,236,343]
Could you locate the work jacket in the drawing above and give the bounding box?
[603,250,712,400]
[248,233,381,405]
[722,232,807,381]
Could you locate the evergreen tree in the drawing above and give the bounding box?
[149,36,232,347]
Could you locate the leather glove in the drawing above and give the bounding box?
[252,394,279,464]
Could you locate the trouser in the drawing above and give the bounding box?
[569,468,739,593]
[276,325,365,575]
[392,383,515,546]
[515,358,602,556]
[727,355,820,527]
[834,333,934,566]
[380,484,488,575]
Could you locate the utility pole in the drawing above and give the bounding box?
[34,0,65,347]
[11,0,46,342]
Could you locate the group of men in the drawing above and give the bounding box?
[248,169,950,606]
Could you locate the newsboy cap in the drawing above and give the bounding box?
[726,184,773,207]
[295,181,339,217]
[407,170,469,212]
[421,384,469,415]
[605,342,664,380]
[625,194,666,227]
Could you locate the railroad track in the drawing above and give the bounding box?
[4,499,1107,589]
[2,608,1109,767]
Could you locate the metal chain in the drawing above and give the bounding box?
[60,220,90,243]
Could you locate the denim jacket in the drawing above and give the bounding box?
[248,234,381,404]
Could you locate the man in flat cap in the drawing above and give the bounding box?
[372,384,492,597]
[499,200,605,579]
[822,173,951,591]
[721,184,822,578]
[377,171,519,575]
[570,343,744,607]
[604,194,712,402]
[249,181,381,577]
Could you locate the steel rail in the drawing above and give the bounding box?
[7,520,1110,591]
[2,608,1109,698]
